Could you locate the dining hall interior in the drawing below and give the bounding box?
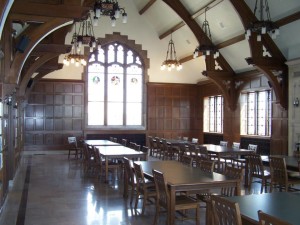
[0,0,300,224]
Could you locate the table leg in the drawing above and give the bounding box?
[169,187,176,225]
[105,157,108,183]
[244,158,249,187]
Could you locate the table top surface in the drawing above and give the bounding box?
[84,140,121,146]
[135,160,237,187]
[201,144,253,154]
[226,192,300,224]
[96,145,144,156]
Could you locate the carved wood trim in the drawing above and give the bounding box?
[6,18,73,84]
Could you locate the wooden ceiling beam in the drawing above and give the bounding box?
[276,11,300,27]
[139,0,157,15]
[10,13,57,24]
[180,11,300,62]
[11,2,90,20]
[191,0,223,20]
[159,0,223,40]
[32,44,71,55]
[159,21,185,40]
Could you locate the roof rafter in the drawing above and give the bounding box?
[139,0,157,15]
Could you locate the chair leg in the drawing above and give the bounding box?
[153,202,160,225]
[130,187,135,205]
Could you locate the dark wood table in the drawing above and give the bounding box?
[84,139,121,146]
[135,160,241,225]
[96,145,146,182]
[202,144,254,185]
[225,192,300,225]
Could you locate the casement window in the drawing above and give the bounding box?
[240,90,271,136]
[203,95,223,133]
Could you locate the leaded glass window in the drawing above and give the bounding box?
[240,90,271,136]
[203,95,223,133]
[87,43,143,127]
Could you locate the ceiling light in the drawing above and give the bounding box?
[63,14,100,67]
[193,7,219,60]
[93,0,127,27]
[160,34,182,71]
[245,0,279,41]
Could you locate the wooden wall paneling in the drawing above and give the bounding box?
[45,118,54,130]
[24,80,84,150]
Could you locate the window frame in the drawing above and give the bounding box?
[85,42,146,130]
[241,90,272,137]
[203,95,224,133]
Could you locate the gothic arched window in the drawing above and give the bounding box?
[87,42,144,128]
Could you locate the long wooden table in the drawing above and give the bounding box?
[96,145,146,182]
[84,139,121,146]
[202,144,255,185]
[135,160,241,225]
[225,192,300,225]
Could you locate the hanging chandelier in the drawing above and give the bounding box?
[245,0,279,41]
[193,7,219,60]
[93,0,127,27]
[63,15,100,67]
[160,34,182,71]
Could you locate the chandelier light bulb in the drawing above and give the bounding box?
[257,34,262,42]
[115,9,120,19]
[93,17,98,26]
[160,65,166,70]
[122,13,128,23]
[261,27,266,34]
[95,9,101,18]
[111,18,116,27]
[70,58,75,64]
[168,66,171,71]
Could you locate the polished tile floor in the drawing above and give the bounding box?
[0,151,269,225]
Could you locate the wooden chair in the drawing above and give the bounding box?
[220,141,228,147]
[211,195,243,225]
[192,138,198,144]
[177,143,188,162]
[161,139,174,160]
[129,141,136,149]
[182,137,189,141]
[67,137,82,159]
[232,144,258,169]
[123,157,136,205]
[269,156,300,192]
[180,155,193,166]
[154,137,163,159]
[198,145,211,160]
[258,210,292,225]
[197,166,243,224]
[152,169,200,225]
[134,144,141,151]
[148,136,156,156]
[195,158,215,173]
[121,138,127,146]
[82,144,98,174]
[232,142,240,149]
[248,154,271,193]
[133,162,156,215]
[141,146,149,161]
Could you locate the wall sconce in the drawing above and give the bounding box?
[293,98,299,107]
[4,95,13,106]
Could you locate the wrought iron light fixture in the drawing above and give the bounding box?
[245,0,279,41]
[193,7,219,60]
[160,34,182,71]
[93,0,127,27]
[63,15,100,67]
